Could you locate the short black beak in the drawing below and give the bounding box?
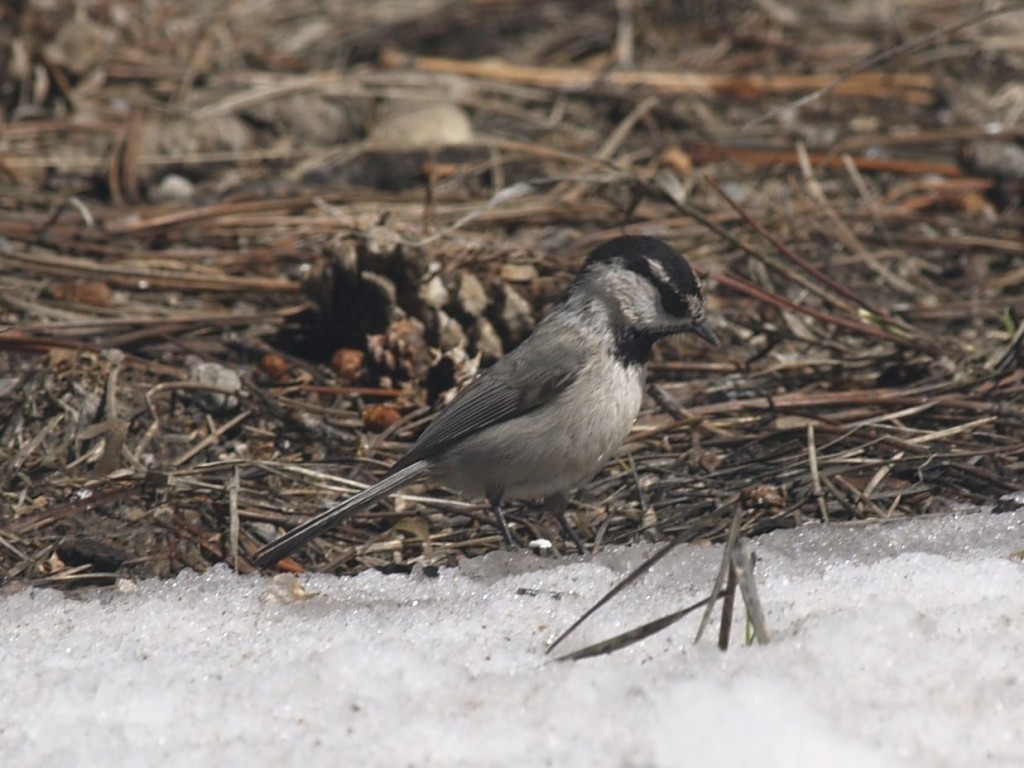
[693,320,720,347]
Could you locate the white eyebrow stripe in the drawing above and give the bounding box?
[644,256,671,287]
[687,293,704,319]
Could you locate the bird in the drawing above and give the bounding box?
[255,235,718,566]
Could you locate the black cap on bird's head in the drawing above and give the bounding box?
[581,235,719,350]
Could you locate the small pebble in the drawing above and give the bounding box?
[188,361,242,414]
[370,102,474,148]
[150,173,196,202]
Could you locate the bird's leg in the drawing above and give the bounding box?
[544,493,588,555]
[487,491,517,547]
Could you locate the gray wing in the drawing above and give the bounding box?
[391,334,586,473]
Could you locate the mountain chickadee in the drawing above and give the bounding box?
[255,235,718,565]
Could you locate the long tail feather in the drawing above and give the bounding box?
[254,461,430,566]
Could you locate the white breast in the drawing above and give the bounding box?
[434,352,646,502]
